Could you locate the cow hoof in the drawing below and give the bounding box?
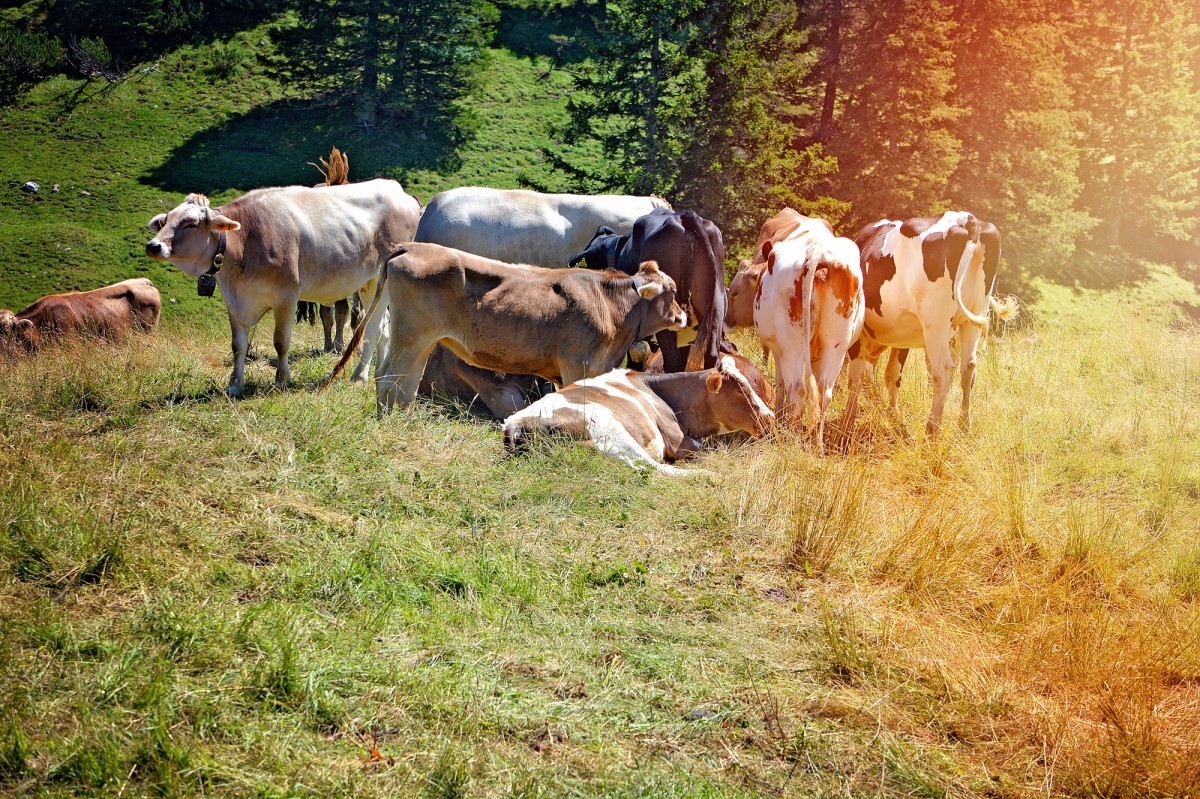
[273,380,288,393]
[225,385,243,398]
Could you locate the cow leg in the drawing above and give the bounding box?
[227,313,252,398]
[922,322,956,437]
[319,304,335,353]
[377,341,436,415]
[884,348,910,415]
[957,324,984,431]
[272,301,298,391]
[844,338,885,428]
[333,298,350,353]
[350,281,384,384]
[656,330,688,373]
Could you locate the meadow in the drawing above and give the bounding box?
[2,10,1200,799]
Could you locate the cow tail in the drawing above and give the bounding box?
[989,294,1019,322]
[317,246,400,393]
[681,212,723,372]
[801,260,819,431]
[953,241,990,328]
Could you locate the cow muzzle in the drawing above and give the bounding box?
[145,240,169,260]
[669,309,688,331]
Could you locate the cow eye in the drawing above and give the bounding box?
[181,221,197,229]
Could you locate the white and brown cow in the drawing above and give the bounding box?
[0,278,161,352]
[502,356,774,475]
[845,211,1007,435]
[727,211,864,452]
[145,180,420,396]
[323,244,689,414]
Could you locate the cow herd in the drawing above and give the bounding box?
[2,170,1012,474]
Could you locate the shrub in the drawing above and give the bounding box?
[0,26,64,82]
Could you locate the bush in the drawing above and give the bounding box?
[67,36,126,82]
[0,26,64,82]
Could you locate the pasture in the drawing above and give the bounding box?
[2,10,1200,799]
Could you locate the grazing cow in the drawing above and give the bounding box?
[0,278,161,352]
[724,211,865,452]
[323,244,688,413]
[846,211,1007,435]
[568,208,728,372]
[502,355,774,476]
[418,345,553,419]
[146,180,420,396]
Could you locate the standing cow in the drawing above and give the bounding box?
[145,180,420,397]
[323,244,688,414]
[747,216,864,452]
[845,211,1009,435]
[568,208,728,372]
[0,278,161,352]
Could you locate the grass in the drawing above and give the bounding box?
[1,282,1198,797]
[2,4,1200,796]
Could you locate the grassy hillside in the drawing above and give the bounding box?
[3,6,1200,798]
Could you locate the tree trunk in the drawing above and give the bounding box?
[1108,5,1133,247]
[357,0,380,125]
[646,12,662,191]
[815,0,841,142]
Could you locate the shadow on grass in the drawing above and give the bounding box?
[496,3,598,67]
[141,95,466,197]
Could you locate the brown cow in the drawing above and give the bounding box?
[417,345,553,419]
[501,356,774,475]
[324,243,688,414]
[641,346,772,416]
[0,278,161,352]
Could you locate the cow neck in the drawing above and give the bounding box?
[640,372,715,438]
[214,210,245,276]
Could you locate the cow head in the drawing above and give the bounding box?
[702,355,775,436]
[568,225,621,269]
[145,193,241,277]
[631,260,688,333]
[725,259,765,330]
[0,310,35,349]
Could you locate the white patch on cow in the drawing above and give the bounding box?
[718,355,774,424]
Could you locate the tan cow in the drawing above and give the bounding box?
[324,243,688,414]
[502,357,774,475]
[145,179,420,396]
[0,278,161,352]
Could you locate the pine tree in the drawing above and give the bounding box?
[947,0,1095,283]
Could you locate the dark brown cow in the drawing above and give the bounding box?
[641,347,772,416]
[501,356,774,475]
[569,208,728,372]
[323,243,688,414]
[0,278,161,352]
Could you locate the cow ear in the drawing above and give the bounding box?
[706,371,723,393]
[633,276,664,300]
[16,319,34,332]
[761,241,773,259]
[209,213,241,232]
[148,214,167,233]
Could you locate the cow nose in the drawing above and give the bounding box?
[145,240,167,259]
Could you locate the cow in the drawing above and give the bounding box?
[411,188,673,409]
[145,180,420,397]
[0,278,161,352]
[757,222,864,452]
[845,211,1010,435]
[323,244,688,414]
[501,355,774,476]
[415,187,670,268]
[295,296,360,354]
[417,345,553,419]
[641,346,772,416]
[567,209,728,372]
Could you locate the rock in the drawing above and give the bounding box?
[21,182,39,193]
[52,184,60,192]
[80,190,91,196]
[684,708,721,721]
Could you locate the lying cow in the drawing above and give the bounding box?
[0,278,161,352]
[418,345,553,419]
[569,209,728,372]
[846,211,1010,435]
[641,346,772,416]
[502,355,774,476]
[146,180,420,396]
[323,244,688,414]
